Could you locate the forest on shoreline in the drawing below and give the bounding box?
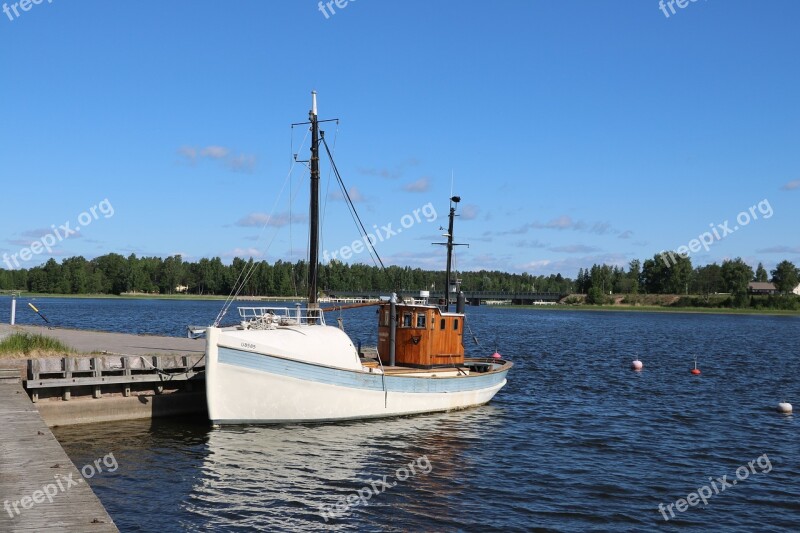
[1,252,798,310]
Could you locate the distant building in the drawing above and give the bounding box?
[748,282,778,295]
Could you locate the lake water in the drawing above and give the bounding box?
[3,297,799,531]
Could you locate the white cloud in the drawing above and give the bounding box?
[177,146,197,163]
[548,244,602,254]
[329,186,367,202]
[235,212,307,228]
[358,158,419,180]
[402,177,431,193]
[501,215,620,236]
[178,145,257,173]
[460,204,480,220]
[756,245,800,254]
[532,215,580,230]
[223,247,264,258]
[514,239,548,249]
[200,146,230,159]
[227,153,257,173]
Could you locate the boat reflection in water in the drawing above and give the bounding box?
[184,409,499,530]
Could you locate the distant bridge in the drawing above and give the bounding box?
[326,290,565,305]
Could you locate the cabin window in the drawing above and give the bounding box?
[454,319,459,330]
[416,314,426,328]
[381,311,389,326]
[440,319,446,330]
[403,313,412,327]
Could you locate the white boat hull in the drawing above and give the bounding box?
[205,327,510,424]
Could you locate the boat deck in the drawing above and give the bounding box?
[381,366,464,375]
[359,359,468,377]
[360,357,511,377]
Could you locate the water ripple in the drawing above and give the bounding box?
[48,303,800,531]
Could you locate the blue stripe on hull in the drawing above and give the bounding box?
[218,347,507,393]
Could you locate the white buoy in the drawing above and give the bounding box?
[631,359,643,371]
[777,402,793,414]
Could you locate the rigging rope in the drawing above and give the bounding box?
[319,134,409,303]
[213,128,310,326]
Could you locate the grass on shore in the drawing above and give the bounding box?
[0,332,77,358]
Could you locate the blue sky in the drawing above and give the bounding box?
[1,0,798,277]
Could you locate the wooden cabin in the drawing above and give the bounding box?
[377,303,464,368]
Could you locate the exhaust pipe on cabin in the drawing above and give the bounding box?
[389,293,397,367]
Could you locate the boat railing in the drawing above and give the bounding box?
[238,306,326,328]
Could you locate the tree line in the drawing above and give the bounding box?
[576,255,799,308]
[0,254,572,296]
[0,253,797,309]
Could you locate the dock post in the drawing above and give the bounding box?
[63,356,72,401]
[10,292,16,325]
[389,292,397,367]
[28,359,39,403]
[154,356,164,394]
[122,356,131,397]
[91,357,102,399]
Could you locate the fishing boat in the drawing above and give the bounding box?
[203,92,512,424]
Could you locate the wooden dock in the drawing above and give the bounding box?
[0,372,118,532]
[0,324,207,427]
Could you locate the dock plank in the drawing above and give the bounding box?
[0,381,118,532]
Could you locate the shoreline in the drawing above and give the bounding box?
[493,304,800,317]
[3,293,798,317]
[1,292,306,302]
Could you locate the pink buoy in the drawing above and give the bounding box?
[491,351,502,359]
[631,359,643,371]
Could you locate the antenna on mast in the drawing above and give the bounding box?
[450,170,454,198]
[432,195,469,311]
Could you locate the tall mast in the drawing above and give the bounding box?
[308,91,320,308]
[435,195,467,311]
[443,196,458,310]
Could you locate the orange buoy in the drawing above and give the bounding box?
[691,368,701,375]
[631,359,643,371]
